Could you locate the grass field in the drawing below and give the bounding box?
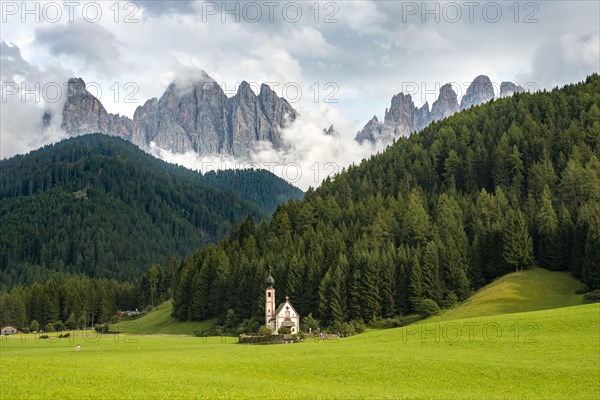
[111,300,214,335]
[1,304,598,399]
[429,267,585,322]
[2,268,598,399]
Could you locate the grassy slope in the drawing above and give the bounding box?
[2,304,598,399]
[430,267,585,322]
[111,300,214,335]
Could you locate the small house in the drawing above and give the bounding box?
[1,326,18,335]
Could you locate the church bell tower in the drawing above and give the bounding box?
[265,271,276,328]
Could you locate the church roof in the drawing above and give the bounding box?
[266,272,275,287]
[269,297,299,321]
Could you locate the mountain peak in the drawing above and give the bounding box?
[460,75,494,110]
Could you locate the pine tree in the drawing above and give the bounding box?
[421,241,443,305]
[408,254,424,311]
[503,209,534,271]
[536,186,559,269]
[582,208,600,290]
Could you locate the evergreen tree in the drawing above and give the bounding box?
[536,186,559,269]
[503,209,534,271]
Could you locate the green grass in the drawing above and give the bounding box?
[2,269,596,398]
[430,267,585,322]
[111,300,214,335]
[2,304,598,399]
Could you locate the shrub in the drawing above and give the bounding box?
[58,333,71,338]
[65,313,77,330]
[442,292,459,309]
[44,323,55,333]
[29,320,39,332]
[237,317,261,335]
[278,326,291,335]
[22,328,30,334]
[258,325,272,336]
[583,290,600,303]
[328,322,356,336]
[39,334,49,339]
[416,299,440,317]
[352,319,366,333]
[301,313,320,333]
[54,320,65,332]
[94,324,109,333]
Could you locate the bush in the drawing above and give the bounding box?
[30,320,39,332]
[301,313,320,333]
[22,328,30,334]
[278,326,291,335]
[94,324,109,333]
[39,334,49,339]
[44,323,55,333]
[58,333,70,338]
[352,319,366,333]
[237,317,261,335]
[65,313,78,330]
[258,325,272,336]
[583,290,600,303]
[416,299,440,317]
[442,292,459,309]
[328,322,356,336]
[54,320,65,332]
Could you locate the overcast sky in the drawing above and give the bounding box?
[1,0,599,188]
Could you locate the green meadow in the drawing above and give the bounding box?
[2,304,598,399]
[111,300,214,335]
[1,268,599,399]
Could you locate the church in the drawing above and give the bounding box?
[265,272,300,334]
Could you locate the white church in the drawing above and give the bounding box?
[265,272,300,334]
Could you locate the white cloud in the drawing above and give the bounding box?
[0,43,71,158]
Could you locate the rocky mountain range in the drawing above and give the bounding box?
[59,72,297,158]
[57,72,526,154]
[355,75,525,145]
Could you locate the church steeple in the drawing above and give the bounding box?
[265,269,276,329]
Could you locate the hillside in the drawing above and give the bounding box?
[169,74,600,325]
[0,134,301,289]
[430,267,585,322]
[111,300,214,335]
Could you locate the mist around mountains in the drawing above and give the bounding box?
[2,41,529,189]
[51,71,527,188]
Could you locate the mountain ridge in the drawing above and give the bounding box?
[355,75,526,145]
[0,133,302,288]
[59,73,298,158]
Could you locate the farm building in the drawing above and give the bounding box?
[265,273,300,334]
[1,326,18,335]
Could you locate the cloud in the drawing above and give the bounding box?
[146,102,376,191]
[517,30,600,89]
[138,0,197,16]
[0,42,71,158]
[35,21,121,78]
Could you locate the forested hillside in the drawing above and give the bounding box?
[167,75,600,327]
[0,134,301,290]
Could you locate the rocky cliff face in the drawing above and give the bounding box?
[500,81,525,97]
[323,124,340,138]
[355,83,458,144]
[460,75,495,111]
[60,73,297,158]
[430,83,459,122]
[356,75,525,145]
